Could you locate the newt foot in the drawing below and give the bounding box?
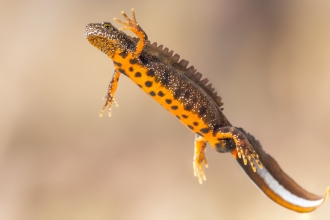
[114,9,141,33]
[236,139,262,172]
[100,93,118,117]
[193,149,208,184]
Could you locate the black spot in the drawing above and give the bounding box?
[171,105,178,110]
[147,69,155,77]
[145,81,152,87]
[129,67,134,72]
[176,115,180,119]
[199,106,207,116]
[135,72,141,77]
[165,99,172,104]
[117,77,119,82]
[193,122,199,126]
[200,128,210,134]
[161,70,170,86]
[188,125,194,130]
[184,90,190,99]
[184,104,193,111]
[149,91,156,96]
[158,91,165,97]
[174,88,182,99]
[137,84,142,88]
[129,59,138,64]
[119,51,127,58]
[113,61,122,67]
[182,114,188,119]
[118,68,127,76]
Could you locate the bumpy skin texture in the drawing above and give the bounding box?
[85,9,329,213]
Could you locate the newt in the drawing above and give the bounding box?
[84,9,330,212]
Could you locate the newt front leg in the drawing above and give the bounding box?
[100,9,147,117]
[100,69,120,117]
[114,9,148,58]
[193,134,209,184]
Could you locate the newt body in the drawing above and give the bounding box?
[85,9,329,212]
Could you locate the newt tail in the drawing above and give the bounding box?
[84,9,329,212]
[230,128,329,213]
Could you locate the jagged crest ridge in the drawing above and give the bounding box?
[131,37,223,107]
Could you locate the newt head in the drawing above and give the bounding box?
[84,22,123,57]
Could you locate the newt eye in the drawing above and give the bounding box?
[103,23,111,29]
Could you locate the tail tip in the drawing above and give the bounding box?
[324,186,330,201]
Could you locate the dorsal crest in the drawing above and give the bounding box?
[131,37,223,107]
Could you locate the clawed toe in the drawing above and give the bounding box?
[100,94,118,117]
[193,158,208,184]
[114,9,139,31]
[237,142,262,172]
[193,149,208,184]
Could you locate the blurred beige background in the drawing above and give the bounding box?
[1,0,330,219]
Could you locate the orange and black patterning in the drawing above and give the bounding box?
[85,9,329,213]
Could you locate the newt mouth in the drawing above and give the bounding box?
[87,36,114,55]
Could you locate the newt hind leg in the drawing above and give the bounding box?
[214,127,263,172]
[193,134,209,184]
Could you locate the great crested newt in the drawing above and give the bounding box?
[84,9,329,212]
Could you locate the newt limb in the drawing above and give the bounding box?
[193,134,208,184]
[100,69,120,117]
[214,127,262,172]
[114,8,147,59]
